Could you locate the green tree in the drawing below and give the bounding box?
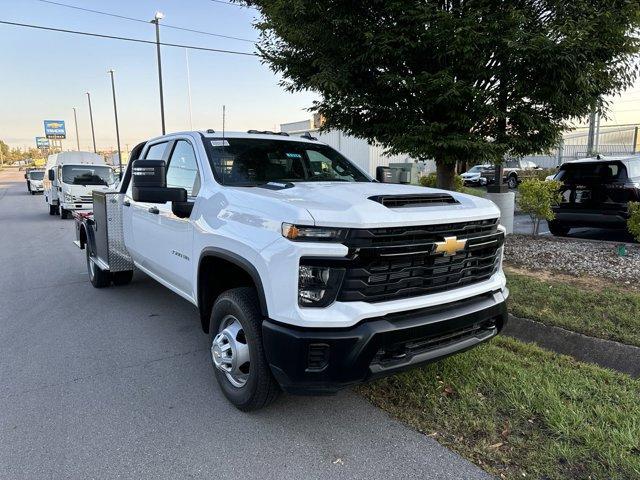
[242,0,640,189]
[518,179,562,234]
[628,202,640,242]
[0,140,9,166]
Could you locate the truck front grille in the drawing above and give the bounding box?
[337,219,502,303]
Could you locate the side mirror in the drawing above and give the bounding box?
[48,170,55,181]
[24,173,28,179]
[131,159,187,203]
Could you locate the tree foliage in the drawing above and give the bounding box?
[628,202,640,242]
[518,179,562,234]
[241,0,640,188]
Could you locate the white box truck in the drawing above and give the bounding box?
[74,130,508,411]
[44,151,118,218]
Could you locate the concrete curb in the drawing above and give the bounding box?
[503,314,640,378]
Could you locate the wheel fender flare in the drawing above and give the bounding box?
[197,247,269,321]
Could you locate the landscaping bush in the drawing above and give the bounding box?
[518,179,562,234]
[533,167,558,181]
[419,172,464,192]
[628,201,640,242]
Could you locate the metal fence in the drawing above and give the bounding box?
[522,125,639,168]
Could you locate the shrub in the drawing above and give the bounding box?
[628,202,640,242]
[533,167,558,181]
[419,172,464,192]
[518,179,562,235]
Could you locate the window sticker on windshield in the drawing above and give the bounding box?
[210,140,230,147]
[285,152,302,158]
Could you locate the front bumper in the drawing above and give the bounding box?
[262,289,508,395]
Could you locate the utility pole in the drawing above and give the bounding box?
[151,11,166,135]
[72,107,80,151]
[108,69,123,177]
[586,101,598,157]
[186,48,193,130]
[86,92,97,153]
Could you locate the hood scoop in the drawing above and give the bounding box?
[369,193,459,208]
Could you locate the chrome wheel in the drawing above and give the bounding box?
[211,315,250,388]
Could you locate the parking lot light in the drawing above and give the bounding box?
[151,12,166,135]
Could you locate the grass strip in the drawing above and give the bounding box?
[359,336,640,480]
[506,271,640,347]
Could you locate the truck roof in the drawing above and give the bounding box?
[45,151,106,170]
[146,130,323,145]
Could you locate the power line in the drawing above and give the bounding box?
[36,0,255,43]
[0,19,257,56]
[210,0,255,8]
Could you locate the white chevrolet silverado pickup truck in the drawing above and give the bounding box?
[74,130,508,411]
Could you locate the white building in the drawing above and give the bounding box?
[280,119,436,177]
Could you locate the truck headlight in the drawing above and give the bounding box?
[282,223,346,242]
[298,264,345,307]
[64,192,73,202]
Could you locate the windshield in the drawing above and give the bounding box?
[467,166,484,173]
[61,165,115,186]
[205,138,371,186]
[28,171,44,180]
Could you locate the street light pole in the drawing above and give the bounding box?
[108,70,123,177]
[151,11,166,135]
[72,107,80,151]
[86,92,97,153]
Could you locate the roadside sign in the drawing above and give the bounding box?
[44,120,66,139]
[36,137,50,149]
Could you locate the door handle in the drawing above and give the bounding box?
[123,199,131,207]
[148,206,159,214]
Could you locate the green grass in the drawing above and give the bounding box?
[359,336,640,480]
[506,271,640,347]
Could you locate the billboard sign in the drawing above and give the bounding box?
[36,137,50,149]
[44,120,66,139]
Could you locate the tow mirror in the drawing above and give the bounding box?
[48,169,55,181]
[131,159,187,203]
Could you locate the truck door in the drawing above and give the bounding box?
[123,141,170,268]
[128,139,200,299]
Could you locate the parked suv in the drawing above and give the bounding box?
[482,159,542,189]
[548,156,640,236]
[74,130,509,411]
[461,164,490,186]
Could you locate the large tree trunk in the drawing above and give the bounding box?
[435,161,456,191]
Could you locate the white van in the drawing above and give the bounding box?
[44,151,118,218]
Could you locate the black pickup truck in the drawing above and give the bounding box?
[548,156,640,236]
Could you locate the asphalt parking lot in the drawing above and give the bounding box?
[0,169,490,480]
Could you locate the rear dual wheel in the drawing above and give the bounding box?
[86,246,110,288]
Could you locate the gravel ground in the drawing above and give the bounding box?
[504,234,640,283]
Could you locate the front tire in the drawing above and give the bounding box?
[507,174,518,189]
[60,208,68,219]
[209,287,279,411]
[86,245,111,288]
[49,204,56,215]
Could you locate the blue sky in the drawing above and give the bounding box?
[1,0,639,150]
[0,0,317,149]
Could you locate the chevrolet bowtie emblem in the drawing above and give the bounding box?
[435,236,467,256]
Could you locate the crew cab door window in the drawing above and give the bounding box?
[166,140,201,197]
[144,142,168,160]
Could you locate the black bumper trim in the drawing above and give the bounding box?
[262,290,508,395]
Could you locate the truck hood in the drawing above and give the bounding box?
[231,182,500,228]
